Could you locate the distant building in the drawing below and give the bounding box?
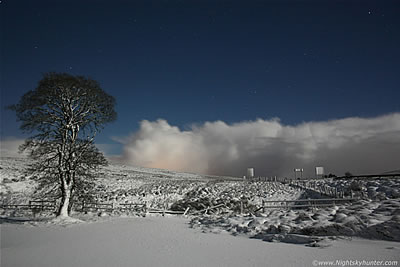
[247,168,254,179]
[315,166,325,178]
[294,168,304,179]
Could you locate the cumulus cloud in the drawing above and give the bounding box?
[118,113,400,178]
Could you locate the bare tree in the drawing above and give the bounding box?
[9,73,116,217]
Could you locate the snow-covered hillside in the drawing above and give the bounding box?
[0,156,233,204]
[0,157,37,203]
[0,156,298,211]
[1,156,400,244]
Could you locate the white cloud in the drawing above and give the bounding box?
[120,119,208,174]
[118,113,400,177]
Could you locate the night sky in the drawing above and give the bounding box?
[1,0,400,175]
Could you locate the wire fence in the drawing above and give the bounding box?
[0,196,358,217]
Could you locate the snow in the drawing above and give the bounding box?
[0,157,35,195]
[1,156,400,266]
[1,216,399,267]
[190,198,400,242]
[307,178,400,200]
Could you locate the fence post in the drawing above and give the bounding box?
[183,207,190,216]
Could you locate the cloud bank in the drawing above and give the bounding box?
[119,113,400,177]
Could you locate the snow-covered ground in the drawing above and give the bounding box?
[1,156,400,266]
[190,198,400,243]
[1,216,399,267]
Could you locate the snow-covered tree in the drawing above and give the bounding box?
[9,73,116,217]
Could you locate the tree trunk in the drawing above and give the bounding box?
[68,188,75,214]
[58,185,72,217]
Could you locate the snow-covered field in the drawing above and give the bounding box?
[1,156,400,266]
[2,216,399,267]
[190,199,400,244]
